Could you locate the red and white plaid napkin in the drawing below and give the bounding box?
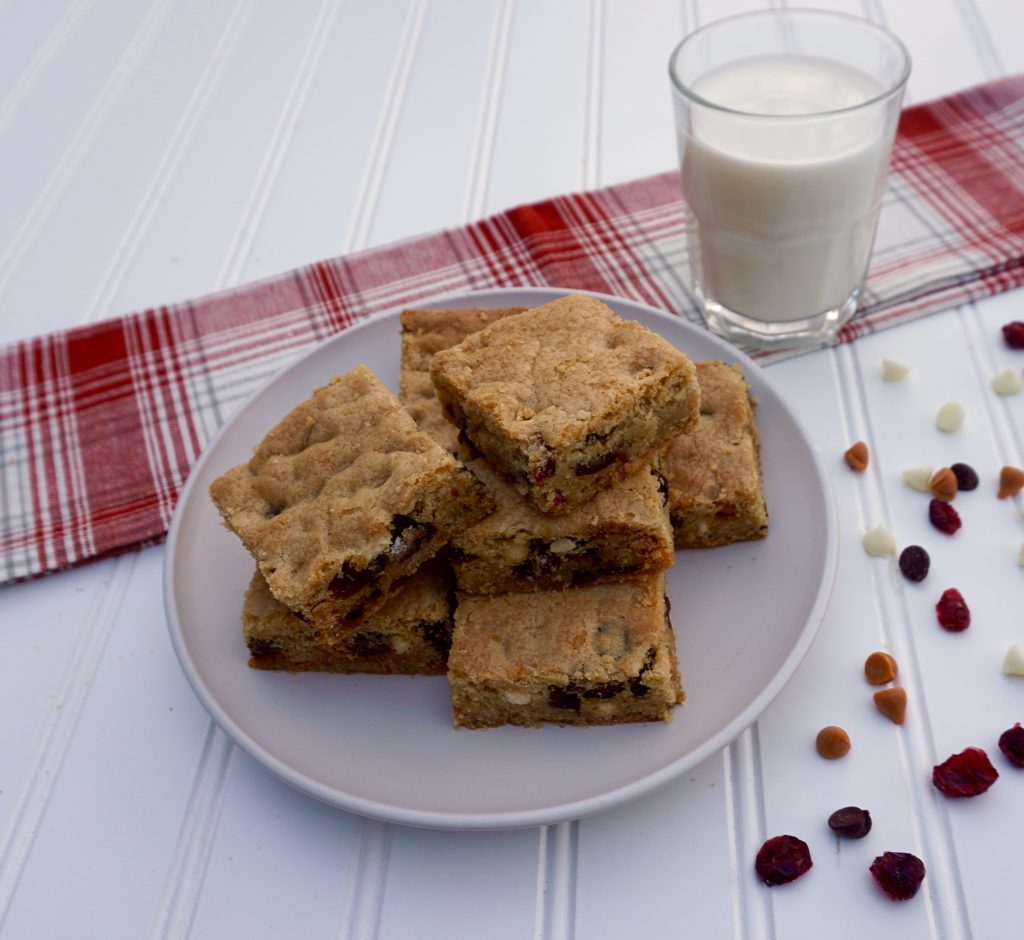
[2,75,1024,585]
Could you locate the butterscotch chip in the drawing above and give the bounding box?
[873,687,907,725]
[864,651,898,685]
[929,467,957,501]
[998,465,1024,499]
[816,725,851,759]
[844,441,869,472]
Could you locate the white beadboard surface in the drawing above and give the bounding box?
[1,1,1022,937]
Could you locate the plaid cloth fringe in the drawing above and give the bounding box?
[2,74,1024,584]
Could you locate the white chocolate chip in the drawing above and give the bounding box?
[881,358,911,381]
[936,401,965,433]
[1018,541,1024,566]
[862,524,896,557]
[548,537,577,554]
[504,691,532,705]
[392,638,410,654]
[991,368,1023,396]
[902,465,934,492]
[1002,643,1024,677]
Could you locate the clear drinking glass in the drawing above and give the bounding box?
[669,10,910,346]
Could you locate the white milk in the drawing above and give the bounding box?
[681,55,891,323]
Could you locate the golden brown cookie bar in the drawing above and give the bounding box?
[209,364,492,628]
[448,574,683,728]
[450,458,673,593]
[400,306,526,455]
[429,295,700,514]
[398,306,674,593]
[660,361,768,548]
[242,561,453,674]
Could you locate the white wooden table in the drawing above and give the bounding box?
[2,2,1022,937]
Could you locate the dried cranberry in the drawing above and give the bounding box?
[870,852,926,900]
[932,747,999,797]
[935,588,970,632]
[754,835,812,886]
[828,806,872,839]
[950,462,979,491]
[530,456,556,484]
[998,723,1024,767]
[928,498,961,535]
[1002,321,1024,349]
[898,545,930,582]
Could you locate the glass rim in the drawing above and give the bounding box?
[668,8,912,119]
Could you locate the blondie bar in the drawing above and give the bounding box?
[400,306,525,454]
[429,295,700,514]
[448,574,683,728]
[450,458,673,593]
[209,364,492,628]
[399,306,674,593]
[242,560,453,674]
[660,361,768,548]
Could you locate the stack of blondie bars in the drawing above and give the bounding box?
[209,294,768,729]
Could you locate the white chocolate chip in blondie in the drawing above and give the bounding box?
[991,368,1023,396]
[1002,643,1024,677]
[548,537,577,554]
[881,358,911,381]
[504,690,533,706]
[936,401,965,432]
[902,465,933,492]
[863,524,896,557]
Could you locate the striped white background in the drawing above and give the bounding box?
[1,1,1022,937]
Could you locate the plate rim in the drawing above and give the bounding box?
[163,286,838,830]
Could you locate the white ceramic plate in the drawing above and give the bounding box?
[164,287,837,830]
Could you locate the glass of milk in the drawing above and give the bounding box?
[669,10,910,346]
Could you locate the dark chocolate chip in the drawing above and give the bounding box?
[415,619,452,656]
[389,515,435,563]
[247,638,281,659]
[629,647,657,696]
[548,686,581,712]
[328,555,387,600]
[582,682,625,699]
[575,451,630,476]
[351,631,390,656]
[652,467,669,505]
